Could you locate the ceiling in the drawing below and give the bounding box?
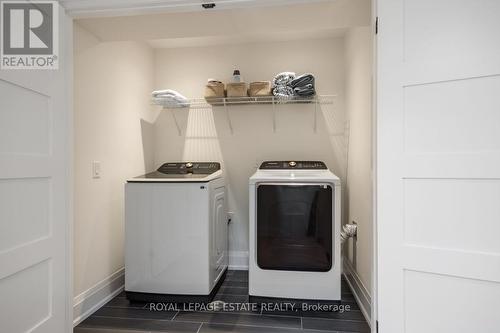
[74,0,371,48]
[61,0,331,18]
[147,28,349,49]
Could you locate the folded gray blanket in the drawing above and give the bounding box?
[294,85,315,97]
[272,72,316,99]
[290,73,315,89]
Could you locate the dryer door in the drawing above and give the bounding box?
[256,183,333,272]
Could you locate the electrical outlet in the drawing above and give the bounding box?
[92,161,101,178]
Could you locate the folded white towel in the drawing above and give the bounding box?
[152,89,189,107]
[154,95,187,103]
[152,89,187,99]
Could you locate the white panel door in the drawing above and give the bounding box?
[377,0,500,332]
[0,5,72,333]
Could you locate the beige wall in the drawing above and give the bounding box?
[152,38,348,262]
[73,24,157,298]
[344,26,373,294]
[72,2,374,323]
[73,24,372,302]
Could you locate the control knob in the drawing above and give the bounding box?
[289,161,297,167]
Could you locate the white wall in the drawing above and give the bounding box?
[152,38,348,266]
[73,21,372,317]
[72,2,373,324]
[73,24,157,317]
[344,26,373,296]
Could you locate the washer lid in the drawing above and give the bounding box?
[156,162,220,174]
[128,162,222,182]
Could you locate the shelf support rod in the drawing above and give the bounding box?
[167,107,182,136]
[272,96,276,133]
[223,99,233,135]
[314,97,318,133]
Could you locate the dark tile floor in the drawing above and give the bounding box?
[75,270,370,333]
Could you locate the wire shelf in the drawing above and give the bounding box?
[152,95,336,109]
[152,94,337,135]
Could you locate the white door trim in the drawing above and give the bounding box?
[63,7,74,333]
[63,2,379,331]
[371,2,378,332]
[60,0,330,18]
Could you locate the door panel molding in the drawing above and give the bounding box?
[377,0,500,331]
[0,4,72,332]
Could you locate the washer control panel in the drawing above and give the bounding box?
[157,162,221,174]
[259,161,327,170]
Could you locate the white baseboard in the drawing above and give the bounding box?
[73,268,125,327]
[228,250,248,270]
[342,257,371,326]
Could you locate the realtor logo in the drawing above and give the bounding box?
[1,1,58,69]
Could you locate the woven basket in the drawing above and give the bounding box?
[226,82,248,97]
[204,81,225,98]
[248,81,272,96]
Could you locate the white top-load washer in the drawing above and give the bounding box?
[125,162,227,303]
[249,161,341,301]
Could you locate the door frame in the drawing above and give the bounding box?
[371,1,379,332]
[62,5,75,333]
[62,1,381,331]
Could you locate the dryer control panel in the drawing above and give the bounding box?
[259,161,327,170]
[157,162,221,174]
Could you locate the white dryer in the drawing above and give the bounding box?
[125,162,227,302]
[249,161,341,301]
